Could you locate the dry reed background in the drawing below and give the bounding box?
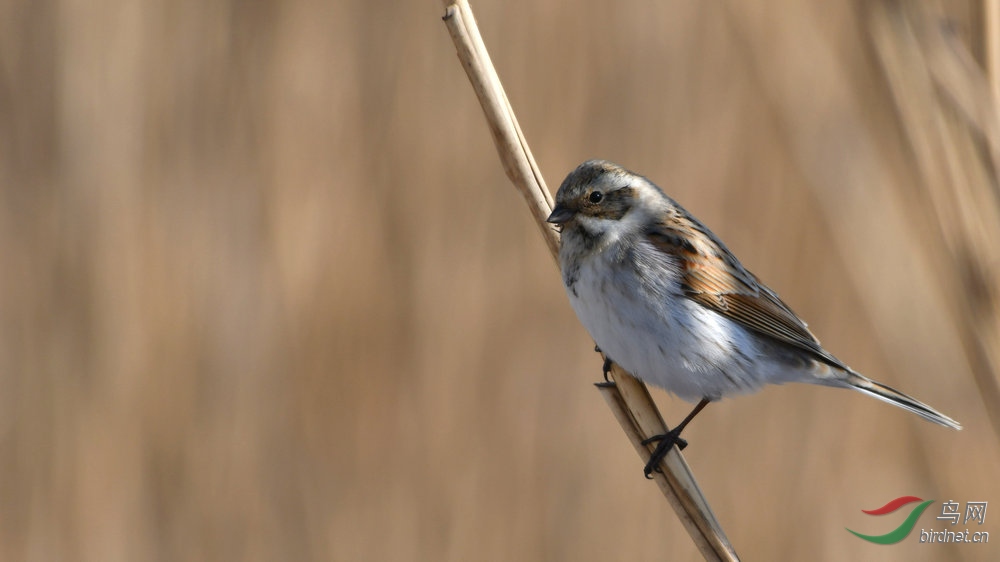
[1,0,999,560]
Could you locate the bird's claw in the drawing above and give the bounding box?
[641,428,688,478]
[640,433,688,450]
[601,357,613,382]
[595,345,613,382]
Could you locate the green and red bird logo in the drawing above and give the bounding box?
[846,496,934,544]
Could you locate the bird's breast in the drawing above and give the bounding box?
[560,237,769,401]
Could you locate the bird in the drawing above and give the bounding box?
[546,159,961,478]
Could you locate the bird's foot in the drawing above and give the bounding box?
[640,428,688,479]
[594,345,613,382]
[601,357,613,382]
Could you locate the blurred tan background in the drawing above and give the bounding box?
[2,0,999,560]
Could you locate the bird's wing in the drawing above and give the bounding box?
[646,216,847,370]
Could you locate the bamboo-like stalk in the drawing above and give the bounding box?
[440,1,739,560]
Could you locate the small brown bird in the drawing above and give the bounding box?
[547,160,961,477]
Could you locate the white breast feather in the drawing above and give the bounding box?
[563,234,781,402]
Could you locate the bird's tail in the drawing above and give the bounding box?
[843,371,961,430]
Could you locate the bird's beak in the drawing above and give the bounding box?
[546,204,574,225]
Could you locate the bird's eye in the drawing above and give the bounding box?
[588,191,603,204]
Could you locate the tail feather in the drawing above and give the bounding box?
[844,372,961,430]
